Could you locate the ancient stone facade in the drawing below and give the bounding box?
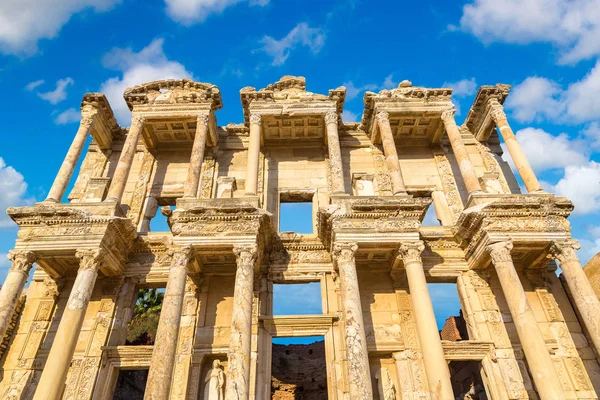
[0,76,599,399]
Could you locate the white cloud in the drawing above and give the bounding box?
[547,161,600,215]
[165,0,268,25]
[54,108,81,125]
[0,0,121,55]
[582,122,600,149]
[458,0,600,64]
[578,226,600,265]
[0,253,9,269]
[382,74,397,89]
[506,61,600,124]
[341,110,358,122]
[258,23,325,66]
[342,75,398,101]
[37,77,74,104]
[443,77,477,97]
[0,158,34,228]
[25,79,44,91]
[502,127,587,173]
[100,38,193,123]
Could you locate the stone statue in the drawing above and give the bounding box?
[204,360,225,400]
[376,367,396,400]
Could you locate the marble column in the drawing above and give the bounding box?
[333,242,373,399]
[46,116,95,203]
[487,241,566,400]
[225,244,258,400]
[183,113,210,198]
[145,246,192,400]
[431,189,453,226]
[398,242,453,399]
[325,111,345,194]
[105,115,146,203]
[550,240,600,358]
[440,109,482,195]
[0,250,36,340]
[375,111,407,195]
[489,100,542,193]
[33,249,104,400]
[245,114,261,195]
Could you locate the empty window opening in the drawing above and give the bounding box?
[112,369,148,400]
[126,287,165,345]
[427,283,466,339]
[449,361,489,400]
[422,203,441,226]
[279,192,314,234]
[145,197,176,233]
[273,282,322,316]
[271,336,326,399]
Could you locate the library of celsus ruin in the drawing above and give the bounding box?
[1,75,600,399]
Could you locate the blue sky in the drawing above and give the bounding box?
[0,0,599,328]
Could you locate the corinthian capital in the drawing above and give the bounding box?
[375,111,389,124]
[440,108,456,123]
[398,241,425,264]
[169,245,193,269]
[131,115,146,129]
[332,242,358,264]
[249,113,262,125]
[75,249,105,271]
[324,111,338,125]
[79,116,95,130]
[489,100,507,123]
[197,112,210,126]
[8,250,37,274]
[486,240,513,265]
[233,244,258,267]
[549,240,580,264]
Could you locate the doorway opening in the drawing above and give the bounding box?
[112,368,148,400]
[271,336,327,399]
[125,287,165,345]
[449,360,489,399]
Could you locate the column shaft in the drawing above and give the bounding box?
[145,247,192,400]
[225,245,257,400]
[376,112,407,195]
[33,249,103,400]
[325,111,345,194]
[333,242,373,399]
[46,117,94,202]
[245,114,261,195]
[551,240,600,358]
[106,115,145,202]
[489,101,541,193]
[183,114,210,198]
[399,242,453,399]
[487,241,565,400]
[0,251,36,339]
[431,189,453,226]
[441,109,482,195]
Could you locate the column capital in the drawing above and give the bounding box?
[233,244,258,266]
[75,248,105,271]
[169,245,193,268]
[197,112,210,126]
[440,107,456,123]
[549,239,580,264]
[398,241,425,264]
[332,242,358,263]
[7,250,37,274]
[249,113,262,125]
[489,99,507,123]
[131,115,146,128]
[486,240,513,264]
[324,111,338,125]
[79,116,95,130]
[375,111,390,124]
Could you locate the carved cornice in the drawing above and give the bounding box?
[124,79,222,112]
[7,250,37,274]
[486,241,513,265]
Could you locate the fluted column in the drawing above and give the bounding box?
[46,116,95,203]
[183,113,210,198]
[225,244,257,400]
[398,242,453,399]
[325,111,345,194]
[105,115,146,203]
[440,109,482,195]
[34,249,104,400]
[489,100,542,193]
[0,251,36,340]
[333,242,373,399]
[145,246,192,399]
[550,240,600,357]
[487,241,566,400]
[245,114,261,195]
[375,112,407,195]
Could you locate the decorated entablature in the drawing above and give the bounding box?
[463,83,511,141]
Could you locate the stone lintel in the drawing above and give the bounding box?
[260,314,337,337]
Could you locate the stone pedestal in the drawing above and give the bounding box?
[225,245,257,400]
[106,115,145,203]
[145,247,192,400]
[399,242,454,399]
[441,109,482,195]
[487,241,566,400]
[376,112,407,195]
[551,240,600,358]
[183,113,210,198]
[33,249,104,400]
[245,114,261,195]
[46,116,95,203]
[489,101,541,193]
[333,242,373,399]
[0,251,36,340]
[325,111,345,194]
